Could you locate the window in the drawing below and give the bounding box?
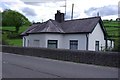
[95,41,99,51]
[34,40,40,47]
[70,40,78,50]
[48,40,58,48]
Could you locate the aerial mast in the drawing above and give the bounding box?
[71,3,74,20]
[60,0,67,18]
[65,0,67,15]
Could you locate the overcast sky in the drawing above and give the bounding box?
[0,0,119,22]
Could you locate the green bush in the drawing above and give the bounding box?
[112,38,120,52]
[2,33,9,45]
[7,32,21,39]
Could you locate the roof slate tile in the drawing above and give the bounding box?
[21,17,104,35]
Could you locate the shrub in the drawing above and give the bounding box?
[112,38,120,52]
[7,32,21,39]
[2,33,9,45]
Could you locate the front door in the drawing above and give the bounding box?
[95,41,99,51]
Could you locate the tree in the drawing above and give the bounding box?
[2,9,31,32]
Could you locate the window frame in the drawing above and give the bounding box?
[47,40,58,49]
[69,40,78,50]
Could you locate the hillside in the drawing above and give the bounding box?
[1,25,29,46]
[103,20,119,40]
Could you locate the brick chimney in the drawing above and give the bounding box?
[55,10,64,23]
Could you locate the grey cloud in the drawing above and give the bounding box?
[65,11,80,20]
[22,0,66,5]
[65,11,71,20]
[73,12,80,19]
[23,2,41,6]
[21,7,37,16]
[65,14,71,20]
[85,5,118,17]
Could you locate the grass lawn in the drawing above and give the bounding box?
[8,39,22,47]
[103,21,119,40]
[1,26,16,31]
[1,25,29,34]
[103,21,119,26]
[2,25,29,46]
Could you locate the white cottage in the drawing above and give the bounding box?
[21,11,108,51]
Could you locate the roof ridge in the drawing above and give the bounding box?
[41,20,64,33]
[44,20,52,32]
[63,16,100,23]
[51,20,64,32]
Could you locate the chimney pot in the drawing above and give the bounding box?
[55,10,64,23]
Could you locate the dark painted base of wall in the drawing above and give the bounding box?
[1,45,120,68]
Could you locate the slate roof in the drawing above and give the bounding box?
[21,17,107,37]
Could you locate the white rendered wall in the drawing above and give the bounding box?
[45,34,86,50]
[63,34,86,50]
[44,34,63,48]
[88,23,105,51]
[23,34,46,48]
[30,34,46,47]
[23,33,87,50]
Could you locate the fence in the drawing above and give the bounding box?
[2,45,119,67]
